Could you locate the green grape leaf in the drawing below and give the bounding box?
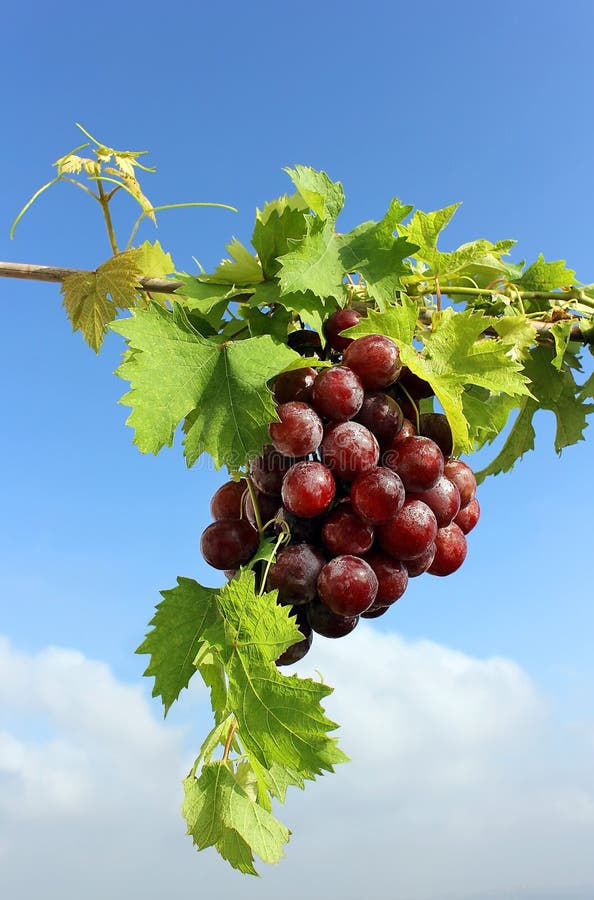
[398,203,460,268]
[514,254,576,291]
[252,206,310,279]
[432,238,517,280]
[462,387,520,450]
[476,345,594,480]
[277,221,346,301]
[492,315,537,362]
[136,577,222,715]
[134,240,175,277]
[205,571,348,778]
[284,165,344,222]
[112,304,301,468]
[183,761,290,875]
[337,199,416,306]
[347,305,531,454]
[250,280,333,334]
[61,250,141,351]
[256,192,309,225]
[201,238,263,285]
[240,305,292,342]
[549,320,575,370]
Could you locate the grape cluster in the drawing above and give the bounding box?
[200,310,481,667]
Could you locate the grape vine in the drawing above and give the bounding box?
[2,128,594,874]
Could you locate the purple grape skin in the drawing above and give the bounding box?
[321,503,375,556]
[274,507,323,545]
[200,519,260,570]
[355,391,404,444]
[307,598,359,638]
[273,367,318,405]
[276,607,313,666]
[321,421,380,481]
[287,329,323,356]
[363,548,409,605]
[323,308,362,352]
[317,555,378,616]
[350,467,405,525]
[266,544,326,605]
[397,366,434,400]
[269,401,324,457]
[454,497,480,534]
[444,458,477,508]
[311,366,365,421]
[428,523,467,576]
[360,605,390,619]
[281,461,336,518]
[376,498,438,561]
[210,479,248,520]
[384,435,444,491]
[407,475,461,528]
[419,413,453,458]
[243,490,281,528]
[342,334,402,389]
[250,445,296,496]
[404,543,436,577]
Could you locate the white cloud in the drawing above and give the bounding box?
[0,631,593,900]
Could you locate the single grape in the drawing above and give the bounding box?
[397,366,434,400]
[210,478,247,520]
[274,507,323,545]
[200,519,260,570]
[273,367,318,405]
[243,490,280,528]
[363,548,408,605]
[342,334,402,389]
[269,401,323,457]
[250,445,296,496]
[323,308,362,351]
[311,366,364,421]
[307,598,359,638]
[321,503,375,556]
[404,542,436,577]
[428,522,467,576]
[350,467,405,524]
[376,498,438,560]
[454,497,480,534]
[281,461,336,518]
[443,458,477,508]
[317,555,378,616]
[384,435,444,491]
[355,391,404,444]
[407,475,461,528]
[287,329,322,356]
[321,421,380,481]
[266,543,326,605]
[276,607,313,667]
[419,413,453,458]
[361,605,390,619]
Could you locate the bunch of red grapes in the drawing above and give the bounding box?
[200,309,480,666]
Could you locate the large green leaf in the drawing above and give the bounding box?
[277,221,346,300]
[284,164,344,222]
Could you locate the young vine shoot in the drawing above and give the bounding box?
[3,127,594,875]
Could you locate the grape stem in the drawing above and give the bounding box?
[244,474,264,536]
[222,718,238,762]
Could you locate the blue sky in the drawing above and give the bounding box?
[1,2,594,897]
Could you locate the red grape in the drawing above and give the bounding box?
[250,445,296,496]
[419,413,453,457]
[210,479,247,520]
[355,391,404,444]
[407,475,461,528]
[287,329,322,356]
[269,401,323,457]
[363,548,408,605]
[376,498,438,560]
[311,366,364,421]
[428,522,467,576]
[273,367,317,405]
[276,607,313,666]
[200,519,260,569]
[317,555,378,616]
[404,543,436,577]
[266,544,326,605]
[443,458,477,508]
[384,435,444,491]
[243,490,280,528]
[454,497,480,534]
[321,421,380,481]
[323,308,362,351]
[321,503,375,556]
[307,598,359,638]
[281,461,336,518]
[342,334,402,389]
[397,366,434,400]
[350,467,405,524]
